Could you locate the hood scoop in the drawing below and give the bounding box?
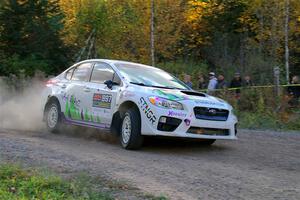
[180,90,206,97]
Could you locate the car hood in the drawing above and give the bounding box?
[131,85,230,109]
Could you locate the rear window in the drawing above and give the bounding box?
[71,63,92,82]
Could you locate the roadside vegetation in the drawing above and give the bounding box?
[215,87,300,130]
[0,163,112,200]
[0,163,168,200]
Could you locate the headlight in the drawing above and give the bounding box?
[148,96,184,110]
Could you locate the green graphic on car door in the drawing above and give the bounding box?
[64,94,101,123]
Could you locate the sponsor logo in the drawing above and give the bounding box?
[93,93,112,109]
[139,97,157,125]
[208,108,217,115]
[194,100,225,107]
[63,93,81,107]
[168,111,187,118]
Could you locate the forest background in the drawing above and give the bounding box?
[0,0,300,130]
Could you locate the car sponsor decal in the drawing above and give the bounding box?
[139,97,157,125]
[92,93,112,109]
[168,110,187,118]
[194,100,225,107]
[64,95,82,120]
[152,89,186,101]
[63,94,102,122]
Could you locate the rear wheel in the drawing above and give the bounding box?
[120,108,143,150]
[45,102,61,133]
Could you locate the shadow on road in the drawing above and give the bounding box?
[57,126,234,153]
[142,137,233,153]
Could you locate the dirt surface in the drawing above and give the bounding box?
[0,128,299,200]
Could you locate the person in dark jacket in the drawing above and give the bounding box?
[287,76,300,106]
[217,74,227,89]
[197,74,207,90]
[230,72,242,98]
[183,74,193,89]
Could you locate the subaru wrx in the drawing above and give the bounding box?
[43,59,238,149]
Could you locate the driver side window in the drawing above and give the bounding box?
[90,62,115,84]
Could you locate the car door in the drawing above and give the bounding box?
[88,62,121,127]
[63,62,93,122]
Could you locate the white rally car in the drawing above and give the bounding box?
[43,59,237,149]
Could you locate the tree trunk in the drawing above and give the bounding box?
[150,0,155,66]
[284,0,290,84]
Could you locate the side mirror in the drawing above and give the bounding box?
[104,80,118,89]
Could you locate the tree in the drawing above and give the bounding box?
[0,0,69,76]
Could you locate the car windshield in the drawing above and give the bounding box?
[115,63,190,90]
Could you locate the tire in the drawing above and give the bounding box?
[120,108,143,150]
[200,139,216,145]
[45,101,61,133]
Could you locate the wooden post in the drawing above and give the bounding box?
[274,66,280,97]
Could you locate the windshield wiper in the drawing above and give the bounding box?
[151,85,180,90]
[130,82,180,90]
[130,82,147,86]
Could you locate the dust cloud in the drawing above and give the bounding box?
[0,72,47,131]
[0,72,116,141]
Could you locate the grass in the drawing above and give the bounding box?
[0,164,113,200]
[0,163,169,200]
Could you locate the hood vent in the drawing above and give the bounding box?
[180,90,206,97]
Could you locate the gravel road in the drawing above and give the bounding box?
[0,128,299,200]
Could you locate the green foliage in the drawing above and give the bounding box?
[0,54,50,76]
[0,164,112,200]
[158,60,209,85]
[1,0,299,79]
[0,0,70,76]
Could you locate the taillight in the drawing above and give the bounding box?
[46,79,58,87]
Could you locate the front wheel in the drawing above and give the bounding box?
[120,108,143,150]
[45,102,61,133]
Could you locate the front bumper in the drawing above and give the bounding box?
[140,103,238,140]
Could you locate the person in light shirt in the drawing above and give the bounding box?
[207,72,217,94]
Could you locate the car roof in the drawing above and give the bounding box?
[81,59,158,70]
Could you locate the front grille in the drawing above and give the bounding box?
[194,107,229,121]
[187,127,230,136]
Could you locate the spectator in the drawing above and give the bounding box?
[287,75,300,106]
[207,72,218,94]
[243,75,253,87]
[230,72,242,97]
[184,74,193,89]
[197,74,207,90]
[217,74,227,89]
